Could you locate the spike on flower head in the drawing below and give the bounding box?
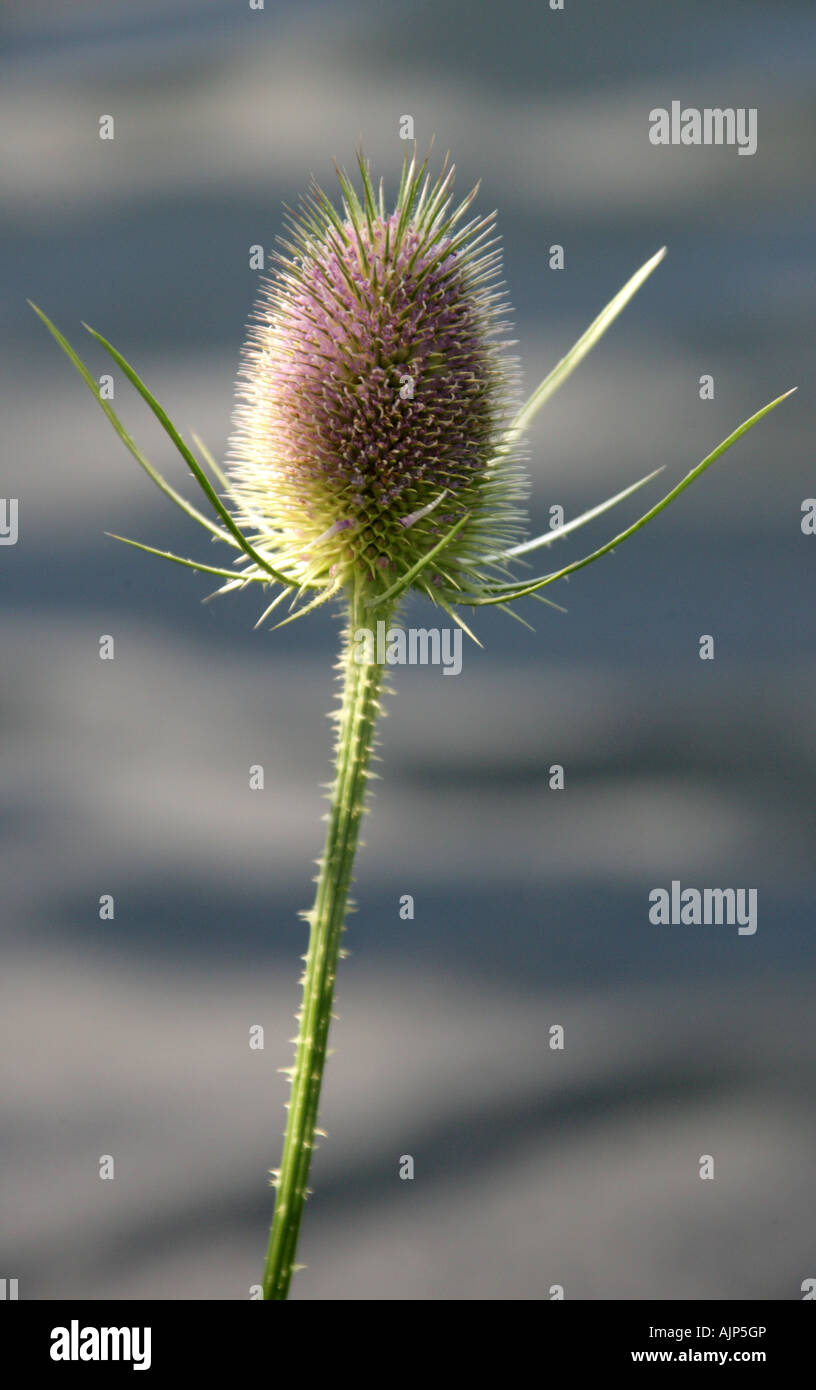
[226,150,528,611]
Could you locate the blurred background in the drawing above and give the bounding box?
[2,0,814,1300]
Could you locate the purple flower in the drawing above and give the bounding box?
[226,151,527,605]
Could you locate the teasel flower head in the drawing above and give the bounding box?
[226,149,528,621]
[31,151,794,633]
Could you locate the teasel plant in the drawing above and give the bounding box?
[32,147,794,1300]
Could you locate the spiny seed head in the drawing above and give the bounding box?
[226,150,527,611]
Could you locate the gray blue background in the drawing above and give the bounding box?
[2,0,814,1299]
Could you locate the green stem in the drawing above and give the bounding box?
[262,589,391,1300]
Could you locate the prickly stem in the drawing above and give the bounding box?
[262,587,392,1299]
